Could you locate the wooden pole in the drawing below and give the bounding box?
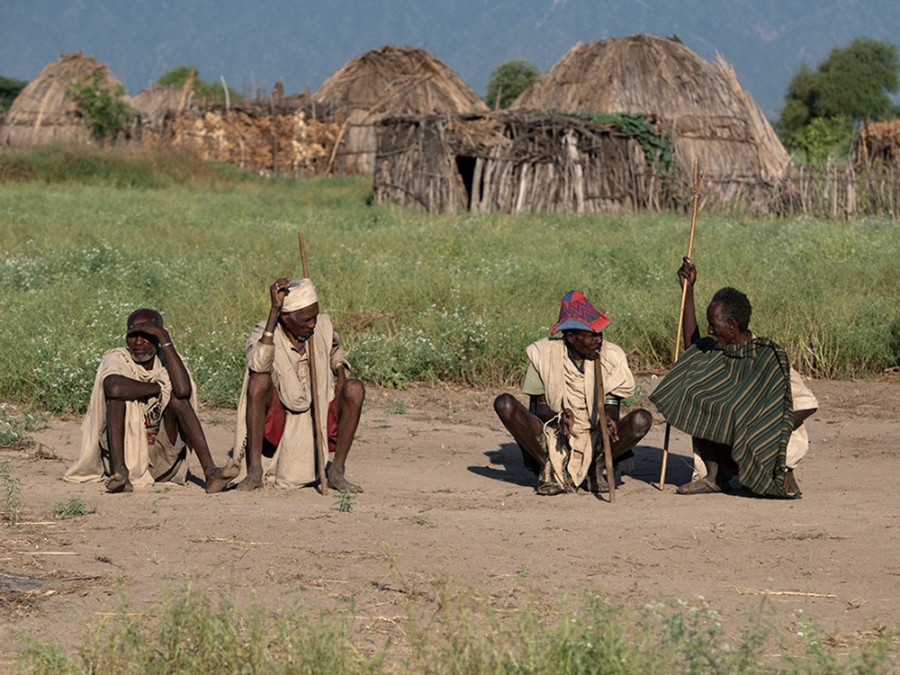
[298,232,329,495]
[659,162,705,491]
[594,357,615,503]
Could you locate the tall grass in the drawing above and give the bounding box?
[15,586,896,673]
[1,146,898,414]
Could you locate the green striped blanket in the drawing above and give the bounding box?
[650,337,794,497]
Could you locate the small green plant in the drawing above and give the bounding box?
[52,496,91,520]
[0,403,44,448]
[67,65,132,141]
[1,460,22,528]
[333,490,356,513]
[387,400,406,415]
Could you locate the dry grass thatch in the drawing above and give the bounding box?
[0,51,132,148]
[140,108,340,177]
[854,120,900,166]
[313,45,489,174]
[511,34,791,212]
[373,110,676,213]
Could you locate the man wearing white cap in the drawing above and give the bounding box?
[231,277,364,492]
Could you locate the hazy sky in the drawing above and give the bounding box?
[2,1,898,118]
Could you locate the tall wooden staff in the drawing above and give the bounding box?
[594,358,616,503]
[298,232,329,495]
[659,162,705,491]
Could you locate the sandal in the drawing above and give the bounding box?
[536,481,565,496]
[675,477,722,495]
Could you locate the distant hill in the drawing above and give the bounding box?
[1,0,898,119]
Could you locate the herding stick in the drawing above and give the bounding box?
[298,232,329,495]
[594,357,616,503]
[659,162,705,491]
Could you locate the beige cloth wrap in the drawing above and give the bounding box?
[692,367,819,479]
[526,338,635,488]
[231,314,349,488]
[64,347,194,487]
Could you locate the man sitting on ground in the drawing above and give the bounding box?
[650,259,817,497]
[494,290,652,495]
[65,309,238,493]
[231,277,364,492]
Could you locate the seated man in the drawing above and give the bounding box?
[494,290,652,495]
[65,309,238,494]
[232,277,364,492]
[650,259,818,497]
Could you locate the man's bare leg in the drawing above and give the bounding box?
[327,379,365,493]
[104,399,133,493]
[677,438,730,494]
[236,371,272,490]
[589,408,653,492]
[163,397,238,494]
[493,393,547,467]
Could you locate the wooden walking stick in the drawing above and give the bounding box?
[659,162,705,491]
[298,232,329,495]
[594,357,616,503]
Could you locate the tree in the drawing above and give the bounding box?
[0,75,27,113]
[775,38,900,162]
[485,59,540,109]
[67,68,132,141]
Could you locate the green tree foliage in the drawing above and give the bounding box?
[67,68,132,141]
[157,65,241,103]
[776,38,900,162]
[485,59,540,109]
[0,75,28,113]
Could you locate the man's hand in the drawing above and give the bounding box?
[269,277,291,313]
[677,257,696,289]
[606,418,620,443]
[126,321,171,348]
[560,408,575,439]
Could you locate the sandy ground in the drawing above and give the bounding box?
[1,375,898,667]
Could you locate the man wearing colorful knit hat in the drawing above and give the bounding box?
[494,290,652,495]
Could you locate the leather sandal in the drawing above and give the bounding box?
[675,477,723,495]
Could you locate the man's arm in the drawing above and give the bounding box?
[127,321,192,399]
[103,374,162,401]
[678,257,701,347]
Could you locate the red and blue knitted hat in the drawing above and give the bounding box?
[550,290,611,334]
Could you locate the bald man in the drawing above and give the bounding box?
[65,308,238,493]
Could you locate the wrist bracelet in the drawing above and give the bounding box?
[158,341,173,349]
[262,330,275,338]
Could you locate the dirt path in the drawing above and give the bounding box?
[1,376,898,665]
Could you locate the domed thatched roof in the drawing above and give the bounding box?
[314,45,488,119]
[512,34,790,203]
[0,51,132,148]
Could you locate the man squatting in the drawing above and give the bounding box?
[65,309,239,493]
[650,259,818,497]
[230,277,364,492]
[494,290,652,495]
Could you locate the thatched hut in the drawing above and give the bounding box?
[313,45,489,174]
[373,110,674,213]
[0,51,132,148]
[511,34,791,211]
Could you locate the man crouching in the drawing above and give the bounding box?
[231,278,364,492]
[65,309,238,493]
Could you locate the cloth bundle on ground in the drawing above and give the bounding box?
[650,337,794,497]
[64,347,193,487]
[230,314,348,488]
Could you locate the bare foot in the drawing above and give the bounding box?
[327,466,363,493]
[236,468,264,491]
[783,469,801,497]
[105,472,133,493]
[204,467,234,494]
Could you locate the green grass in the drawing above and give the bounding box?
[14,586,897,673]
[51,496,92,519]
[1,146,898,414]
[1,459,22,528]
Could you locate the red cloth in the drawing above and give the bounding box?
[264,389,338,452]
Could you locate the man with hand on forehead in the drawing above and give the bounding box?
[494,291,652,495]
[231,277,364,492]
[65,309,238,494]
